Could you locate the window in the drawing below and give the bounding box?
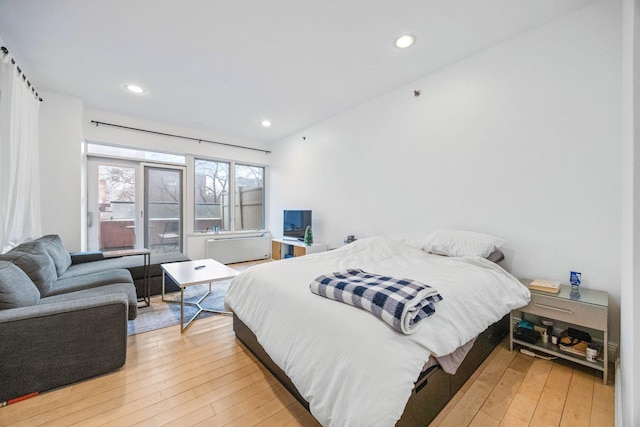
[235,164,265,230]
[194,159,230,232]
[86,142,265,242]
[194,159,265,233]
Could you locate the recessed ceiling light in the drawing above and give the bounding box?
[261,120,272,127]
[126,84,145,94]
[395,35,415,49]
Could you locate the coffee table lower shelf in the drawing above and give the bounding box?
[161,259,239,333]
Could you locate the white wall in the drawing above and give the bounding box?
[620,0,638,425]
[269,0,622,343]
[83,108,270,163]
[39,91,85,251]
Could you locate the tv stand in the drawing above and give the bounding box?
[271,238,328,260]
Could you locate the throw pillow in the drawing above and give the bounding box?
[36,235,72,276]
[0,241,57,296]
[0,261,40,310]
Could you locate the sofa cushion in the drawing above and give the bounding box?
[60,257,143,280]
[0,261,40,310]
[48,269,133,297]
[40,282,138,320]
[36,235,72,276]
[0,242,57,296]
[60,251,190,281]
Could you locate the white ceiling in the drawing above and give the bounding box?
[0,0,596,145]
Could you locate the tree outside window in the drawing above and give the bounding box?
[194,159,265,232]
[194,159,229,232]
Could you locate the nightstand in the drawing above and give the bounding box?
[510,280,608,384]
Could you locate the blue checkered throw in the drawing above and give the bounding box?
[310,269,443,334]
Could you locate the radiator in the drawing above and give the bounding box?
[205,233,271,264]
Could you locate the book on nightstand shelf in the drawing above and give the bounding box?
[528,279,561,294]
[559,340,588,357]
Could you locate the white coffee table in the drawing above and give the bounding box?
[161,259,239,332]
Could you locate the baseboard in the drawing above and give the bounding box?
[615,356,621,426]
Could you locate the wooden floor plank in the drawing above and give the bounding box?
[438,379,494,427]
[498,412,530,427]
[529,363,573,427]
[458,339,506,394]
[191,387,290,427]
[479,367,526,420]
[475,346,518,385]
[560,370,594,427]
[589,379,615,427]
[222,383,297,427]
[2,315,614,427]
[469,410,501,427]
[161,405,215,427]
[503,358,553,424]
[255,402,306,427]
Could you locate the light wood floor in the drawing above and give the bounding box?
[430,341,614,427]
[0,315,614,427]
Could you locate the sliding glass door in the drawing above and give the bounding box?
[144,166,183,253]
[87,159,139,252]
[87,158,184,254]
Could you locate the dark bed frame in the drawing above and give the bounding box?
[233,313,509,426]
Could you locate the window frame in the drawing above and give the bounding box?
[193,156,267,235]
[84,141,268,250]
[234,163,266,232]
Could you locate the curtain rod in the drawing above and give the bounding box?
[1,46,43,102]
[90,120,271,154]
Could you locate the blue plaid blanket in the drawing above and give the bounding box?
[310,269,443,334]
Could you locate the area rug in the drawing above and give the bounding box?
[126,262,262,335]
[127,278,233,335]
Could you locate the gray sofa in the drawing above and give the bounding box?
[0,235,138,403]
[69,251,191,299]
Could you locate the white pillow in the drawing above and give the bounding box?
[421,229,504,258]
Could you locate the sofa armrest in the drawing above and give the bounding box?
[0,294,128,403]
[69,251,105,265]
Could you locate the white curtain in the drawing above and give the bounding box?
[0,51,41,253]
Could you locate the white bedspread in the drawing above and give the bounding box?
[225,237,530,427]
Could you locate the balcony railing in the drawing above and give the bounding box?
[98,196,263,251]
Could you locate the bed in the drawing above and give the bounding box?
[225,235,530,426]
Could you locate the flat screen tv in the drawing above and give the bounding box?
[283,210,312,241]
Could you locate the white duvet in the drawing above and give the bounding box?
[225,237,530,427]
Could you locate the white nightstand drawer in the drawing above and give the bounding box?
[523,293,607,330]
